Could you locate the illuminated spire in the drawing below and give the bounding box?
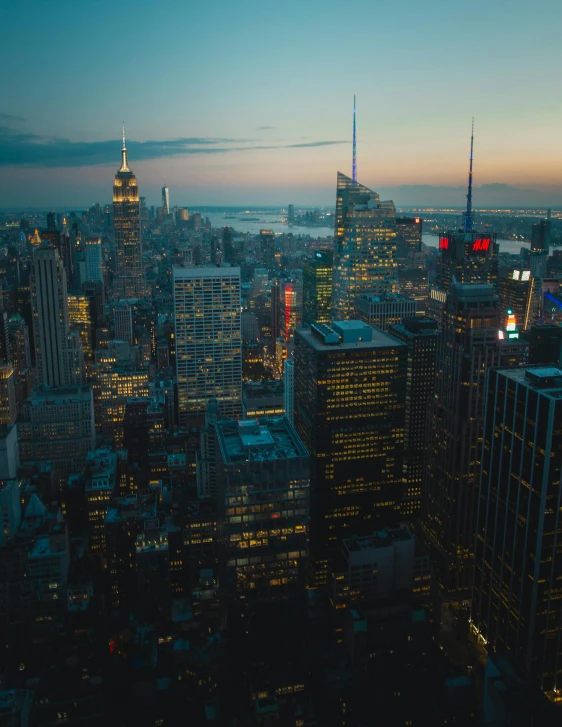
[352,95,357,183]
[120,122,130,172]
[463,118,474,232]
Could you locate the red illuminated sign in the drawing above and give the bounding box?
[472,237,491,252]
[439,237,449,250]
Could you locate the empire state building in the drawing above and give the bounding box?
[113,128,145,299]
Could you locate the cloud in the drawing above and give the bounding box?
[257,125,275,130]
[0,112,24,125]
[0,118,346,168]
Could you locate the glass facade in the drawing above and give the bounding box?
[332,172,397,320]
[302,250,333,326]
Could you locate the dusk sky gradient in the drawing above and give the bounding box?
[2,0,562,207]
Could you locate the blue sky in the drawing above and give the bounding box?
[1,0,562,207]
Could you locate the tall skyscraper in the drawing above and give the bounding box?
[302,250,333,326]
[113,128,145,300]
[173,264,242,424]
[498,268,541,331]
[8,313,31,374]
[30,243,75,387]
[85,237,103,283]
[161,185,170,216]
[114,301,134,344]
[422,283,526,599]
[429,124,498,322]
[294,320,406,587]
[0,365,17,429]
[332,173,397,319]
[389,317,439,517]
[472,366,562,701]
[260,229,275,274]
[530,218,551,279]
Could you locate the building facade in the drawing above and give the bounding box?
[302,250,333,326]
[173,265,242,424]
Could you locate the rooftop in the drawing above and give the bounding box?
[499,366,562,396]
[298,321,404,351]
[343,526,413,554]
[216,416,308,464]
[356,292,415,304]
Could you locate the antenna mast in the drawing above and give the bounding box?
[352,95,357,183]
[464,118,474,232]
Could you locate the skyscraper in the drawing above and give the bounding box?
[30,243,75,387]
[260,229,275,275]
[161,185,170,216]
[294,320,406,587]
[389,317,439,517]
[113,128,145,300]
[530,218,551,279]
[8,313,31,374]
[395,216,422,265]
[302,250,333,326]
[332,173,397,319]
[422,283,526,599]
[472,366,562,700]
[429,126,498,322]
[173,264,242,424]
[84,237,103,283]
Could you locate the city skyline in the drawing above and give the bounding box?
[2,0,562,207]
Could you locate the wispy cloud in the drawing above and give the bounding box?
[257,125,275,130]
[0,118,346,168]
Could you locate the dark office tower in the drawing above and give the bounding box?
[422,283,520,600]
[260,229,276,274]
[215,417,309,607]
[270,280,281,355]
[302,250,333,326]
[288,204,295,224]
[223,227,236,264]
[46,211,57,231]
[472,367,562,701]
[332,172,397,320]
[8,313,31,374]
[0,295,10,364]
[389,317,438,517]
[294,320,406,587]
[113,127,145,300]
[530,218,551,279]
[521,323,562,365]
[395,216,422,265]
[30,244,74,387]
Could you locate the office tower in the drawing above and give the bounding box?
[173,265,242,424]
[30,243,76,387]
[85,449,117,552]
[215,417,309,605]
[0,480,21,547]
[17,385,95,475]
[332,173,397,320]
[162,185,170,216]
[422,283,524,600]
[270,280,281,355]
[472,366,562,700]
[498,268,540,331]
[0,295,10,364]
[8,314,31,374]
[355,292,417,331]
[294,321,406,587]
[46,211,57,231]
[260,229,276,274]
[280,279,302,341]
[114,301,134,343]
[398,257,429,309]
[242,380,285,418]
[284,359,294,424]
[67,294,93,372]
[395,217,422,265]
[196,398,219,498]
[521,323,562,365]
[113,128,145,299]
[530,219,551,279]
[288,204,295,224]
[0,365,17,429]
[92,367,149,444]
[84,237,103,283]
[302,250,333,326]
[388,317,438,516]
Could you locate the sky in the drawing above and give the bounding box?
[1,0,562,208]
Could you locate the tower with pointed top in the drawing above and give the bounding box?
[113,127,145,300]
[429,122,498,323]
[352,95,357,183]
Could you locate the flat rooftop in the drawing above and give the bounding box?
[343,526,413,553]
[216,417,308,464]
[498,366,562,397]
[297,322,404,352]
[356,293,415,304]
